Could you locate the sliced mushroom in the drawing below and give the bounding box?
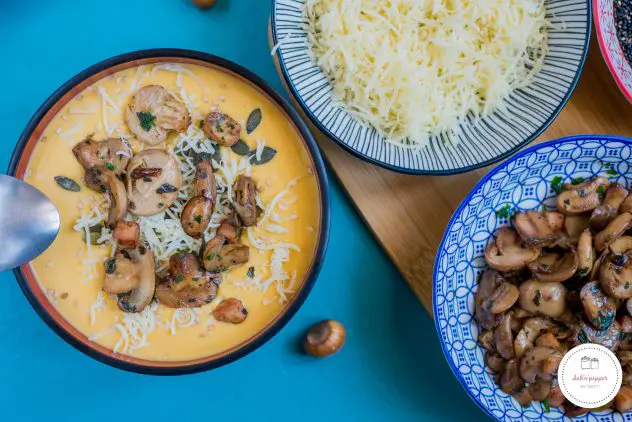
[535,332,561,350]
[155,275,219,308]
[580,281,616,330]
[621,195,632,214]
[621,315,632,334]
[512,388,533,407]
[616,385,632,413]
[125,149,182,216]
[117,248,155,313]
[600,251,632,299]
[474,269,503,330]
[168,253,206,287]
[608,236,632,254]
[528,379,551,402]
[484,228,540,272]
[181,196,213,238]
[112,220,140,249]
[213,298,248,324]
[156,254,220,308]
[486,354,506,373]
[202,110,241,147]
[519,346,563,383]
[495,313,515,360]
[628,298,632,316]
[527,250,578,283]
[233,175,258,227]
[126,85,190,145]
[195,159,217,201]
[84,168,128,228]
[518,279,567,318]
[103,251,142,294]
[595,212,632,251]
[217,219,240,243]
[556,176,611,215]
[572,319,621,351]
[514,211,563,248]
[487,282,520,314]
[619,351,632,366]
[478,330,496,352]
[564,213,591,239]
[200,235,250,272]
[514,317,555,358]
[589,184,628,230]
[576,229,594,277]
[500,358,524,394]
[547,382,566,408]
[72,136,130,175]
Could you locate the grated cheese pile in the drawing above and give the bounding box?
[305,0,549,147]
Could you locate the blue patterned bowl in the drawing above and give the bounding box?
[271,0,591,175]
[433,135,632,421]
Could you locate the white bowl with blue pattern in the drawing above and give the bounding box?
[271,0,591,175]
[434,135,632,421]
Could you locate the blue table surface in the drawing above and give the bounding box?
[0,1,488,420]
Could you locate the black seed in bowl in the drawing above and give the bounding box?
[615,0,632,65]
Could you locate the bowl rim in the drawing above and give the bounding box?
[270,0,593,176]
[593,0,632,105]
[431,134,632,420]
[7,48,331,375]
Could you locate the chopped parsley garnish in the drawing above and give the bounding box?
[533,289,542,307]
[206,253,216,261]
[551,176,563,194]
[194,215,202,223]
[105,258,116,274]
[541,398,550,413]
[571,177,585,185]
[105,162,116,171]
[597,185,607,200]
[247,266,255,278]
[174,274,184,282]
[606,168,618,176]
[495,204,515,219]
[137,111,156,131]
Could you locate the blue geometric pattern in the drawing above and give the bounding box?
[271,0,591,174]
[433,136,632,421]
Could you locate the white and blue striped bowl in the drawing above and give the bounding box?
[271,0,591,175]
[434,135,632,421]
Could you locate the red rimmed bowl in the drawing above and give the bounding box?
[594,0,632,103]
[7,49,330,375]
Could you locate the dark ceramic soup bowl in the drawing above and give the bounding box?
[8,49,330,375]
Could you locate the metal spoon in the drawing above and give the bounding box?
[0,175,60,271]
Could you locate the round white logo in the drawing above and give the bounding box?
[558,344,622,408]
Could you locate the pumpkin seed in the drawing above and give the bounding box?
[156,183,178,194]
[249,146,277,165]
[230,139,251,156]
[82,223,105,245]
[105,258,117,274]
[54,176,80,192]
[210,143,222,167]
[246,108,262,134]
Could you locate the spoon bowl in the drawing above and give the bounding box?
[0,174,60,271]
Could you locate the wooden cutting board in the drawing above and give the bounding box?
[271,26,632,316]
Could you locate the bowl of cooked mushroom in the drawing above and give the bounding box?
[8,49,329,374]
[434,135,632,420]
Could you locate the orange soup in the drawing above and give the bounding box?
[24,62,321,361]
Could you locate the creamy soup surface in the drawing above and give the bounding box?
[24,62,320,361]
